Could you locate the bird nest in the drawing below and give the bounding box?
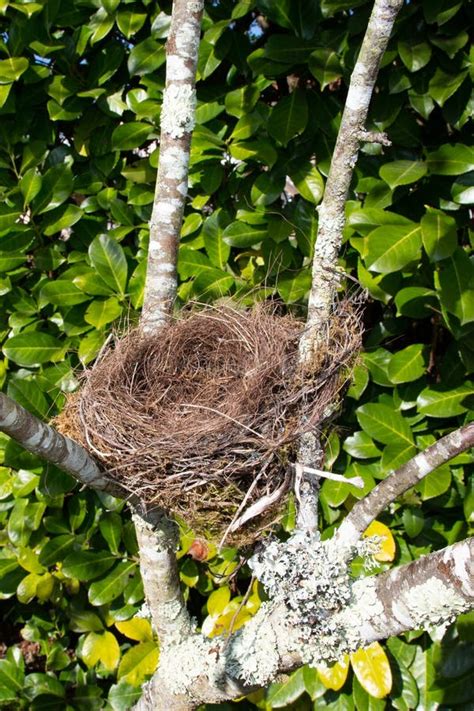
[56,303,362,545]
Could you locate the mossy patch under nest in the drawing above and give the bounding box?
[57,303,361,545]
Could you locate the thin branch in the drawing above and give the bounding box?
[295,0,403,528]
[300,0,403,357]
[334,422,474,550]
[0,392,117,494]
[141,0,204,334]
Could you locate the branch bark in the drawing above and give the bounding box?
[141,0,204,334]
[0,392,115,493]
[335,422,474,551]
[295,0,403,527]
[300,0,403,355]
[136,537,474,710]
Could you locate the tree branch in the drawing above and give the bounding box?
[135,537,474,710]
[141,0,204,334]
[300,0,403,357]
[341,537,474,642]
[0,391,118,494]
[133,514,192,645]
[295,0,403,527]
[334,422,474,550]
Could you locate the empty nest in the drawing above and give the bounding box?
[57,302,361,545]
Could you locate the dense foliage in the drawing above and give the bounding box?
[0,0,473,707]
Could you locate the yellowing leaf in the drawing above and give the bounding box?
[115,618,153,642]
[82,631,120,672]
[350,642,392,698]
[363,520,396,562]
[317,655,350,691]
[207,586,231,616]
[117,641,159,686]
[210,608,252,638]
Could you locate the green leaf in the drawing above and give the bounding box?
[277,269,312,303]
[116,11,147,38]
[99,512,123,554]
[88,561,136,605]
[365,224,422,274]
[426,144,474,176]
[82,631,120,672]
[394,287,438,318]
[0,57,29,84]
[229,139,277,167]
[429,68,467,107]
[39,535,75,567]
[416,465,451,500]
[343,431,381,459]
[381,442,417,472]
[42,204,83,236]
[89,234,128,295]
[128,39,166,75]
[111,122,152,150]
[436,249,474,325]
[40,280,91,307]
[20,169,42,205]
[417,384,474,417]
[398,41,431,72]
[62,551,117,582]
[222,222,267,248]
[421,209,457,262]
[0,205,22,233]
[268,89,308,146]
[193,268,234,298]
[262,35,319,63]
[108,682,141,711]
[267,667,306,708]
[387,344,426,384]
[84,297,122,328]
[24,673,65,700]
[225,84,260,119]
[117,642,159,686]
[3,333,64,367]
[309,48,342,89]
[177,248,213,279]
[289,162,324,204]
[452,173,474,206]
[7,379,49,420]
[379,161,427,189]
[202,209,231,268]
[0,659,24,693]
[356,403,414,446]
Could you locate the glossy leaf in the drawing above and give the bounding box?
[89,234,128,295]
[268,89,308,146]
[3,333,64,367]
[351,643,392,699]
[82,631,120,672]
[363,521,396,562]
[117,642,159,686]
[387,344,426,384]
[365,225,422,274]
[317,655,350,691]
[356,403,414,446]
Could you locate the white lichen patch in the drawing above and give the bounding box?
[335,576,384,650]
[167,54,193,81]
[159,635,218,695]
[248,532,355,666]
[175,20,201,58]
[160,145,190,180]
[227,605,280,686]
[161,84,196,138]
[403,577,468,629]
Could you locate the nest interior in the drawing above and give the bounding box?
[57,303,361,545]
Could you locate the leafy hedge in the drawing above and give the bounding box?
[0,0,473,708]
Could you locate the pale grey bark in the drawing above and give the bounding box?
[133,514,192,645]
[0,392,113,492]
[335,422,474,551]
[295,0,403,529]
[141,0,204,334]
[135,536,474,710]
[300,0,403,359]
